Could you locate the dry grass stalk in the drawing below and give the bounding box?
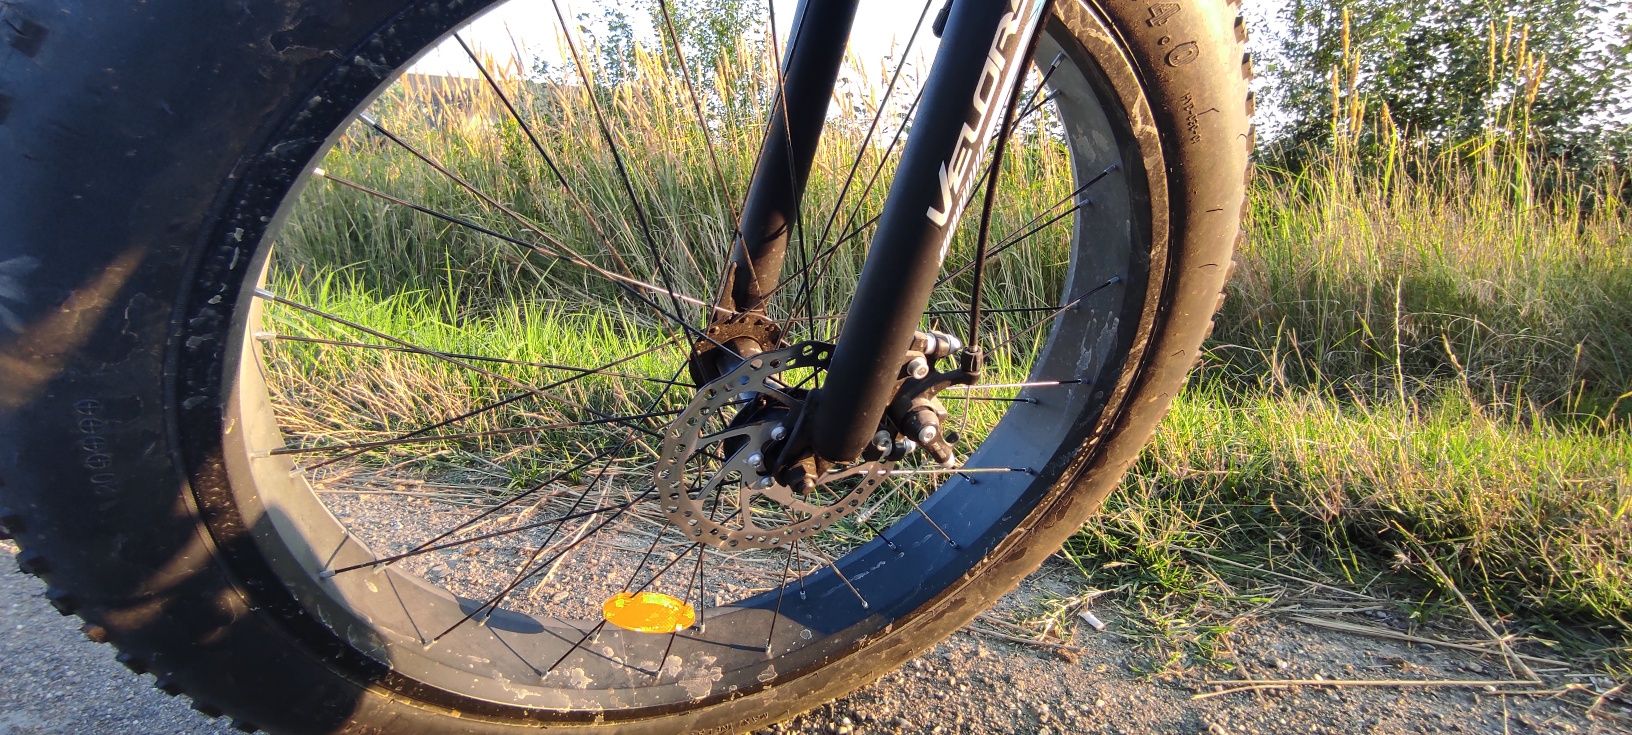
[1399,531,1542,683]
[1194,677,1539,701]
[1181,548,1376,601]
[1285,614,1571,669]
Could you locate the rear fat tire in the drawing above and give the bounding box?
[0,1,1249,731]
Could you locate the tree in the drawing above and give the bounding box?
[1257,0,1632,165]
[646,0,765,86]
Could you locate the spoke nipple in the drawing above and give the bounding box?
[311,167,327,178]
[253,287,276,300]
[253,331,277,341]
[317,569,336,579]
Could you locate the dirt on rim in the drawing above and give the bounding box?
[5,537,1627,734]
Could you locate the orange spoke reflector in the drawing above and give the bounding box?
[602,591,696,633]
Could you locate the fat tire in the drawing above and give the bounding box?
[0,1,1251,732]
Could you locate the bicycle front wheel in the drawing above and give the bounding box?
[0,0,1251,731]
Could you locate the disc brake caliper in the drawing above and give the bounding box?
[876,332,981,467]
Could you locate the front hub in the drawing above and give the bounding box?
[657,342,894,550]
[686,312,783,386]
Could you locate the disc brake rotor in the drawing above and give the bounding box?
[656,342,894,550]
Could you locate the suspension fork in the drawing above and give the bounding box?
[811,0,1048,463]
[713,0,863,317]
[708,0,1048,464]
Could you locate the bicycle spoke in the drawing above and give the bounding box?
[655,0,736,222]
[431,357,690,639]
[259,288,612,406]
[812,0,936,250]
[313,169,723,328]
[328,497,640,576]
[763,538,799,652]
[878,483,958,549]
[775,88,924,335]
[326,442,630,575]
[779,60,1067,331]
[651,543,706,682]
[760,1,826,342]
[941,394,1034,404]
[428,484,658,644]
[256,333,688,388]
[761,211,882,313]
[856,515,903,554]
[924,303,1075,317]
[549,0,694,331]
[966,379,1082,390]
[984,275,1124,354]
[272,407,683,457]
[882,466,1032,476]
[544,538,702,677]
[451,34,639,279]
[936,164,1120,289]
[804,544,868,609]
[295,335,680,472]
[352,113,614,272]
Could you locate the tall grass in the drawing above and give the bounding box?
[1084,17,1630,665]
[270,32,1630,662]
[279,41,1076,342]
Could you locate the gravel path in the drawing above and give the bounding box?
[3,539,1621,734]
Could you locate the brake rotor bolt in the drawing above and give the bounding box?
[770,425,786,441]
[906,356,930,380]
[756,477,774,489]
[747,453,765,470]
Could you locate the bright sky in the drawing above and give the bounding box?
[410,0,1295,133]
[412,0,945,79]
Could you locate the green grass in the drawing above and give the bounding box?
[1070,113,1631,668]
[263,41,1631,670]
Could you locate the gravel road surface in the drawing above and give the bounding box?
[3,539,1620,734]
